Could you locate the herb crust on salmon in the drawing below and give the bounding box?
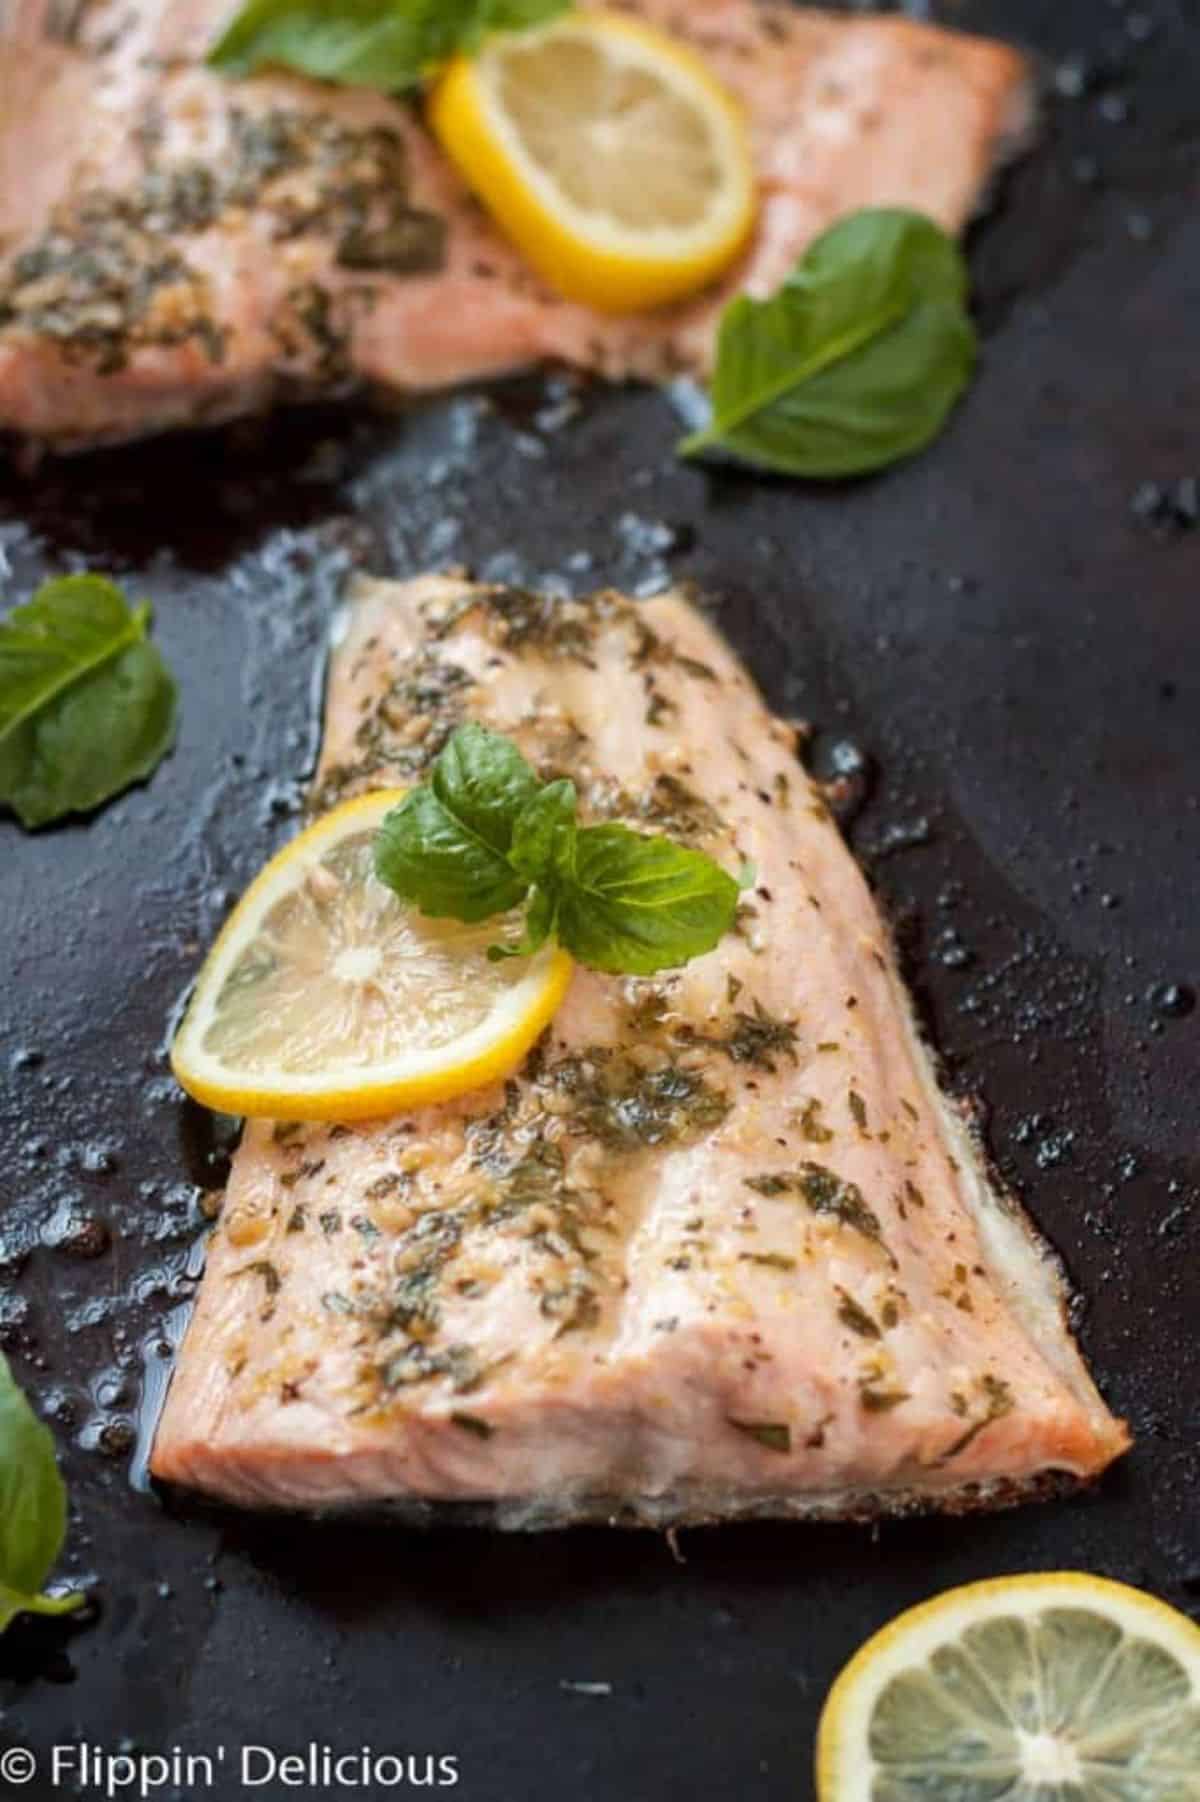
[151,576,1128,1523]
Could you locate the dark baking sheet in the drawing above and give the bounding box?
[2,2,1198,1797]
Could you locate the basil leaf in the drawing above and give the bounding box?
[489,881,559,962]
[556,824,740,976]
[208,0,568,88]
[680,208,976,479]
[509,779,576,881]
[374,725,740,975]
[209,0,443,84]
[467,0,571,44]
[0,575,178,830]
[479,0,569,25]
[0,1353,84,1634]
[522,882,559,952]
[373,786,529,923]
[432,721,540,856]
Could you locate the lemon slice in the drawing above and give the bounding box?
[817,1572,1200,1801]
[428,9,756,314]
[170,790,572,1121]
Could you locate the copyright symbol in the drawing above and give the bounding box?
[0,1747,36,1783]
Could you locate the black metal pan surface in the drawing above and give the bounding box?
[1,3,1198,1797]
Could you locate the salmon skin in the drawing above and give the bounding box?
[151,577,1128,1523]
[0,0,1033,450]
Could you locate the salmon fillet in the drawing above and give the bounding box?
[151,576,1128,1523]
[0,0,1033,450]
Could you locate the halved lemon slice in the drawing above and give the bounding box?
[428,9,756,314]
[170,790,572,1122]
[817,1572,1200,1801]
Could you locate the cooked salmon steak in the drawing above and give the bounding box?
[151,576,1128,1522]
[0,0,1033,450]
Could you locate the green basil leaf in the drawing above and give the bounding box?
[208,0,568,87]
[523,881,559,951]
[474,0,570,34]
[0,575,178,830]
[680,208,976,479]
[556,824,740,975]
[373,785,528,923]
[209,0,441,84]
[0,1352,83,1634]
[489,881,559,962]
[509,778,576,881]
[374,725,741,975]
[432,721,540,856]
[0,1582,84,1633]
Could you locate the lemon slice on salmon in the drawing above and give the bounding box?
[428,10,756,314]
[170,790,572,1122]
[816,1572,1200,1801]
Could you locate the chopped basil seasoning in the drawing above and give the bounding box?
[381,1342,481,1395]
[859,1382,910,1413]
[539,1274,601,1337]
[475,585,598,661]
[796,1164,885,1246]
[799,1098,833,1143]
[707,999,799,1072]
[279,1157,325,1189]
[745,1163,888,1253]
[548,1049,730,1150]
[836,1290,882,1339]
[581,769,729,849]
[675,654,718,683]
[238,1259,281,1298]
[637,772,726,843]
[727,1419,792,1454]
[644,685,675,726]
[450,1412,494,1440]
[939,1375,1015,1462]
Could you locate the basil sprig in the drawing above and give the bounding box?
[0,1353,84,1635]
[208,0,570,87]
[680,208,977,479]
[0,575,177,830]
[373,724,741,975]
